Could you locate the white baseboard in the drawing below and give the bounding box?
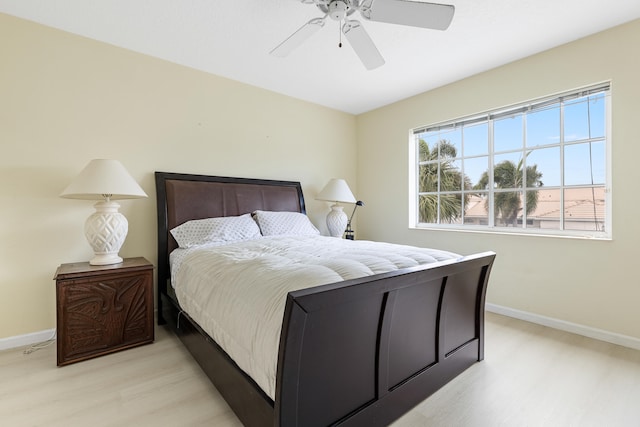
[0,328,56,352]
[4,306,639,353]
[486,303,640,351]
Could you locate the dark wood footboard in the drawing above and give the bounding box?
[276,252,495,426]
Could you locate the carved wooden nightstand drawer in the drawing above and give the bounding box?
[54,257,154,366]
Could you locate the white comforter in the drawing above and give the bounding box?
[171,235,459,399]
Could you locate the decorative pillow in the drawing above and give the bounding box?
[170,213,261,248]
[253,210,320,236]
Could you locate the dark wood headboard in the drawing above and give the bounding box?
[154,172,306,317]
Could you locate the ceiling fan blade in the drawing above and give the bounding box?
[360,0,455,30]
[270,17,326,57]
[343,20,385,70]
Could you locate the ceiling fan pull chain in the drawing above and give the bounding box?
[339,20,343,47]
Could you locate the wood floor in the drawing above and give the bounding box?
[2,312,639,426]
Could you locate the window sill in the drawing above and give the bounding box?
[411,224,612,241]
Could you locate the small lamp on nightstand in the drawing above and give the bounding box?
[60,159,147,266]
[316,178,356,237]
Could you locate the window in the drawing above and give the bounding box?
[411,83,610,238]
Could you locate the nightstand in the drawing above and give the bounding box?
[54,257,154,366]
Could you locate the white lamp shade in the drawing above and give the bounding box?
[60,159,147,200]
[316,178,356,203]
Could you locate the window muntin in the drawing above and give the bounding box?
[412,84,610,238]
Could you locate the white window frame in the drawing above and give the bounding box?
[409,83,612,239]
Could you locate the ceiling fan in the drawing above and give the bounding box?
[270,0,455,70]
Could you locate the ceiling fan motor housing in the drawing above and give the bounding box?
[328,0,350,21]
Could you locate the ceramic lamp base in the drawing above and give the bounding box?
[326,204,347,238]
[84,200,128,265]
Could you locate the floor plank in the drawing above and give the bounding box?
[1,313,639,426]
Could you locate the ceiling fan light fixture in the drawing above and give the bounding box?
[329,1,349,21]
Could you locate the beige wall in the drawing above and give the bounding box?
[357,19,640,339]
[0,14,356,339]
[3,11,639,343]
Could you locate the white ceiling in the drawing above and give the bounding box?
[1,0,639,114]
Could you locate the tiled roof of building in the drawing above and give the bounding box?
[465,187,605,221]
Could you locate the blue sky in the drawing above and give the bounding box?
[419,93,606,190]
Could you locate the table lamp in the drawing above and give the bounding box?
[60,159,147,265]
[316,178,356,237]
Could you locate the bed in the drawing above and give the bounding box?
[155,171,496,427]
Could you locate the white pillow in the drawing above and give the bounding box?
[170,214,261,248]
[253,210,320,236]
